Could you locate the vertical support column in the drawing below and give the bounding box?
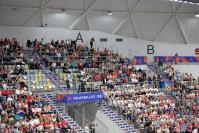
[83,105,85,127]
[65,103,67,113]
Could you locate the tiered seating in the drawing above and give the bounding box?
[0,64,78,132]
[26,69,56,91]
[26,38,145,131]
[147,63,173,86]
[24,50,68,92]
[0,38,84,132]
[55,68,103,93]
[101,104,138,133]
[24,38,199,132]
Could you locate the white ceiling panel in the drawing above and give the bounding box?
[44,10,82,28]
[171,1,182,11]
[116,17,137,38]
[73,16,89,30]
[0,0,199,44]
[156,17,186,44]
[135,0,173,12]
[0,8,37,26]
[178,14,199,44]
[133,13,172,41]
[88,12,128,33]
[178,3,199,13]
[94,0,129,12]
[0,0,41,7]
[27,12,42,27]
[47,0,85,10]
[130,0,141,10]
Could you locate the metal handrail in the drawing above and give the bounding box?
[66,105,92,128]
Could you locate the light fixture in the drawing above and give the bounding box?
[62,9,67,14]
[107,10,112,16]
[170,0,199,5]
[195,14,199,18]
[188,1,194,4]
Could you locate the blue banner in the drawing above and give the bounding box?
[154,56,199,63]
[133,56,147,65]
[57,92,104,103]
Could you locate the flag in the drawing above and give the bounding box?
[17,109,24,116]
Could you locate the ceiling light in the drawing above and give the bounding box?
[62,9,67,14]
[171,0,199,5]
[107,10,112,16]
[169,0,178,2]
[195,14,199,18]
[188,2,194,4]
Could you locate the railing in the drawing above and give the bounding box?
[85,103,109,133]
[66,105,92,128]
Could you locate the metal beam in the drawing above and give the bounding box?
[175,16,188,44]
[112,14,130,34]
[134,11,173,15]
[68,0,99,30]
[24,9,41,26]
[86,14,90,30]
[128,0,131,12]
[153,2,184,42]
[153,15,174,41]
[112,0,143,34]
[84,0,87,11]
[0,5,39,10]
[24,0,50,26]
[171,1,188,44]
[41,0,44,27]
[0,5,195,15]
[84,0,90,30]
[130,15,138,38]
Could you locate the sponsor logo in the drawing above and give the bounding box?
[195,48,199,55]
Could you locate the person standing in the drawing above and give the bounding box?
[90,37,95,49]
[84,124,90,133]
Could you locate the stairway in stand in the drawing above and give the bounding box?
[24,50,85,133]
[147,63,173,86]
[24,50,67,91]
[41,93,85,133]
[101,103,138,133]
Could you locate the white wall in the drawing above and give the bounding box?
[174,65,199,79]
[83,103,123,133]
[0,26,199,61]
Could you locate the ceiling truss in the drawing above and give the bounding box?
[0,0,198,44]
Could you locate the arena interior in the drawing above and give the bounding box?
[0,0,199,132]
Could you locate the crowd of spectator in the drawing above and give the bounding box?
[27,38,149,93]
[0,38,76,133]
[31,38,199,133]
[0,38,24,65]
[1,37,197,133]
